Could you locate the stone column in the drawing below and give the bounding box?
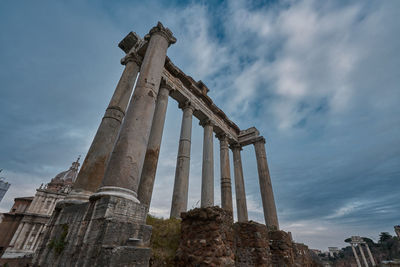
[200,119,214,208]
[351,244,362,267]
[137,80,172,208]
[365,243,376,266]
[94,22,176,201]
[359,244,369,267]
[231,143,248,222]
[170,102,194,218]
[68,53,142,201]
[254,137,279,230]
[217,133,233,212]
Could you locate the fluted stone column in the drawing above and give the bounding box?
[67,53,141,201]
[95,22,176,201]
[254,137,279,229]
[359,244,369,267]
[217,133,233,212]
[138,80,172,208]
[200,119,214,208]
[351,244,362,267]
[231,143,248,222]
[365,243,376,266]
[170,102,194,218]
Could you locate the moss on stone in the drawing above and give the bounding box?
[146,215,181,267]
[48,224,69,255]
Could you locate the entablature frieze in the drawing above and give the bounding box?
[162,57,240,144]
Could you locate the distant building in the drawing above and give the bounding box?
[328,247,340,257]
[0,197,33,255]
[0,171,11,203]
[0,157,80,264]
[310,249,322,255]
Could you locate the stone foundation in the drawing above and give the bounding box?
[233,221,271,267]
[175,206,235,266]
[33,195,151,267]
[269,230,295,266]
[293,243,316,267]
[176,207,320,267]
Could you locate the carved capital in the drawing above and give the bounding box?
[145,22,177,46]
[229,142,242,151]
[121,52,142,66]
[178,101,195,112]
[199,118,213,127]
[253,136,266,145]
[160,77,175,92]
[216,132,228,141]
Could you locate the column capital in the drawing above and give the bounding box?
[121,52,142,66]
[253,136,266,145]
[178,101,195,111]
[160,77,175,92]
[145,22,177,46]
[216,132,228,141]
[199,118,214,127]
[229,142,242,151]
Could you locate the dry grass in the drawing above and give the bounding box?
[146,214,181,267]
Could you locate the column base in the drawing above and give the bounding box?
[91,186,140,203]
[33,194,151,267]
[57,189,93,208]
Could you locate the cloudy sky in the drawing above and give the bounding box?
[1,0,399,250]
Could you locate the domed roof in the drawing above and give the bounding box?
[46,156,80,192]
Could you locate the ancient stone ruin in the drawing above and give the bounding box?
[29,22,318,267]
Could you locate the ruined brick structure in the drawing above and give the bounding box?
[32,22,285,266]
[176,207,320,267]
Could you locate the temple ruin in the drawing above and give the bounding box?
[349,236,376,267]
[25,22,315,266]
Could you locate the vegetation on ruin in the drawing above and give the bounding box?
[48,224,69,255]
[146,214,181,267]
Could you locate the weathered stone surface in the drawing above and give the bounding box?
[69,52,140,200]
[170,102,194,218]
[33,195,151,267]
[231,144,248,222]
[254,138,279,230]
[217,133,233,212]
[138,82,171,208]
[269,230,295,266]
[293,242,318,267]
[100,22,175,196]
[234,221,272,267]
[176,206,235,267]
[200,119,214,208]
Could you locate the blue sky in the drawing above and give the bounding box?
[0,0,399,250]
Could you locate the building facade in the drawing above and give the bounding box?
[0,158,79,264]
[0,197,33,256]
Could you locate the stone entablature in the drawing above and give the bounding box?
[163,58,240,142]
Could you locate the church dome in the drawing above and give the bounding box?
[46,156,80,192]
